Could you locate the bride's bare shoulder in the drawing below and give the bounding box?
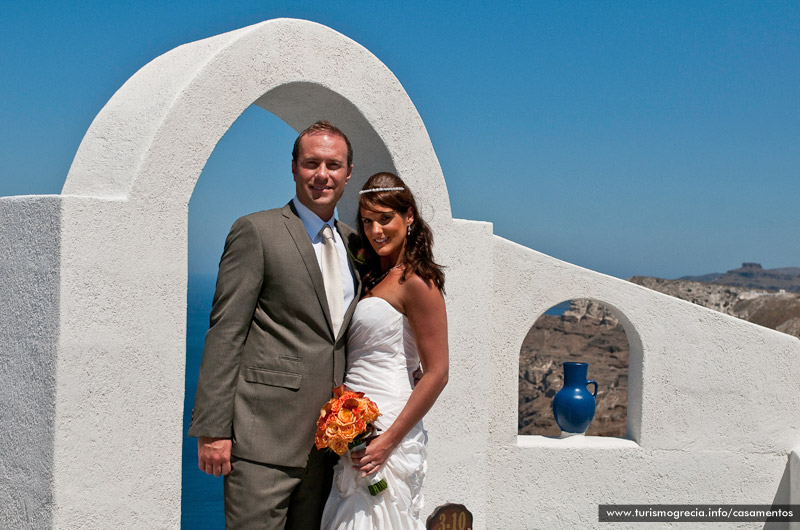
[400,272,444,309]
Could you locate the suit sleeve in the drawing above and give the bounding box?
[188,216,264,438]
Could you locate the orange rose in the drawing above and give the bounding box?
[325,422,339,438]
[336,408,356,426]
[361,401,379,423]
[338,422,358,440]
[329,438,349,455]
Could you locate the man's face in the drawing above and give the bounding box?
[292,132,352,220]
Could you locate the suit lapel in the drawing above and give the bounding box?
[282,203,334,334]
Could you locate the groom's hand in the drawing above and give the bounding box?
[412,365,423,386]
[197,437,232,477]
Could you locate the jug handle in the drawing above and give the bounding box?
[587,380,598,397]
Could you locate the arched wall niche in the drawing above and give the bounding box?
[518,296,644,442]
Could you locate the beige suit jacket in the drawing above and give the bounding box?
[188,202,361,467]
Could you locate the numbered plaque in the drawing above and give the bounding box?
[426,503,473,530]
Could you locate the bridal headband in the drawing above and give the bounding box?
[359,187,405,195]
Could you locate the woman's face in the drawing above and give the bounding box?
[360,203,414,266]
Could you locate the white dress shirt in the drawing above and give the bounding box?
[292,197,356,314]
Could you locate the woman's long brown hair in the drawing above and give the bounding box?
[357,172,445,294]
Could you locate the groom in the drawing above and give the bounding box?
[188,121,362,529]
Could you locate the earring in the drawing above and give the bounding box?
[407,224,412,237]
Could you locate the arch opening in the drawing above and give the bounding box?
[180,82,408,522]
[182,106,298,527]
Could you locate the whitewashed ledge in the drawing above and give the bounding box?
[517,435,640,449]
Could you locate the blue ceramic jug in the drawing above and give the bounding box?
[552,362,598,434]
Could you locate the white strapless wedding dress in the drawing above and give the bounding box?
[321,297,427,530]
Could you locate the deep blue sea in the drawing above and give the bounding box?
[182,274,225,529]
[545,300,571,316]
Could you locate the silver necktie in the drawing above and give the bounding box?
[320,224,344,336]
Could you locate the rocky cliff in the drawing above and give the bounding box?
[680,262,800,293]
[628,276,800,338]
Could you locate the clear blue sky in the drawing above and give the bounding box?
[2,1,798,279]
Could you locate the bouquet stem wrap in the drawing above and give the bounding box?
[349,441,388,496]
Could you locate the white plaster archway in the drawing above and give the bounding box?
[54,19,461,528]
[63,19,451,223]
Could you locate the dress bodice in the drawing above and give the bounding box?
[344,296,420,428]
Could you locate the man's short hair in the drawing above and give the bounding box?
[292,120,353,167]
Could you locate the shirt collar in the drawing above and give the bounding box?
[292,196,336,240]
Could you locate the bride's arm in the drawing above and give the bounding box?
[353,274,448,475]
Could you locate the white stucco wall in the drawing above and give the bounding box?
[490,237,800,528]
[1,17,799,530]
[0,196,60,529]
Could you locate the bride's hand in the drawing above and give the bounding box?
[352,434,397,476]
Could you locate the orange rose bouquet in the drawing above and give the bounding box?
[315,385,387,495]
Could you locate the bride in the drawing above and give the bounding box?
[321,172,449,529]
